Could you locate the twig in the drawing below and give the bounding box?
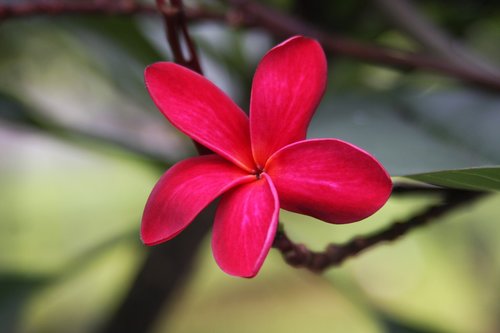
[273,190,485,273]
[0,0,224,22]
[156,0,202,73]
[155,0,209,154]
[0,0,152,18]
[4,1,500,91]
[226,0,500,92]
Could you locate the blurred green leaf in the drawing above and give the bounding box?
[404,167,500,191]
[0,274,49,333]
[400,88,500,162]
[309,82,500,176]
[0,92,174,168]
[58,16,163,106]
[379,312,448,333]
[309,92,495,175]
[22,240,142,333]
[0,92,39,126]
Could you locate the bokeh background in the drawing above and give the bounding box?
[1,0,500,332]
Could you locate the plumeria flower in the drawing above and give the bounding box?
[142,36,392,277]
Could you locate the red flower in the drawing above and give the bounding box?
[141,36,392,277]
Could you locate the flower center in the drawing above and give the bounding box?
[253,167,265,179]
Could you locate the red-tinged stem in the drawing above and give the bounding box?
[273,190,486,273]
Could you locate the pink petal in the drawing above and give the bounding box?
[145,62,255,171]
[212,174,279,278]
[266,139,392,224]
[250,36,327,167]
[141,155,254,246]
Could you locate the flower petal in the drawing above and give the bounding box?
[212,174,279,278]
[145,62,255,171]
[250,36,327,167]
[141,155,254,246]
[266,139,392,224]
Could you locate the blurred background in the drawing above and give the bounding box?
[1,0,499,332]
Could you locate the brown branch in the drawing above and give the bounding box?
[273,190,485,273]
[156,0,209,155]
[226,0,500,92]
[0,0,224,22]
[371,0,500,77]
[0,1,152,19]
[156,0,203,73]
[5,1,500,91]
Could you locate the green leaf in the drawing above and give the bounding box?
[404,167,500,191]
